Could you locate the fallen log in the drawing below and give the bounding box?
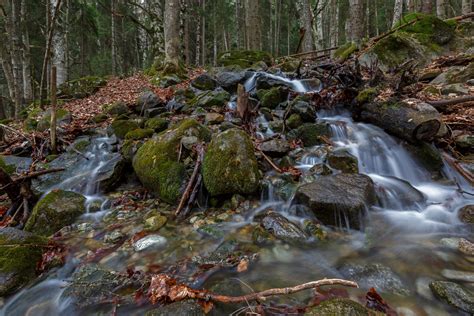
[358,98,442,142]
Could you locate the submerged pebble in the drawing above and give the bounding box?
[133,235,167,252]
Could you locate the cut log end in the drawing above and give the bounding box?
[413,119,441,141]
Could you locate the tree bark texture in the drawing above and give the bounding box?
[296,0,314,52]
[245,0,261,50]
[349,0,364,42]
[392,0,403,28]
[164,0,181,67]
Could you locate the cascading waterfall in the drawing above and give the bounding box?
[2,73,473,316]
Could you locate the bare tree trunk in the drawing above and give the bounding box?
[51,0,66,86]
[111,0,118,75]
[330,0,339,47]
[245,0,261,50]
[0,8,16,107]
[392,0,403,27]
[10,0,25,117]
[50,66,57,154]
[275,0,281,56]
[183,0,190,65]
[422,0,433,14]
[201,0,206,64]
[374,0,380,35]
[462,0,472,15]
[349,0,364,42]
[212,0,217,66]
[20,0,32,104]
[436,0,447,18]
[296,0,314,52]
[195,0,201,65]
[164,0,181,67]
[406,0,415,12]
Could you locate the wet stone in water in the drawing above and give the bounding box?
[429,281,474,314]
[133,235,167,252]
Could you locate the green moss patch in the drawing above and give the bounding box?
[218,50,273,68]
[125,128,154,141]
[111,119,140,139]
[132,119,211,204]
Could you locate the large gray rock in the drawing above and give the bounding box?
[430,281,474,313]
[339,263,409,296]
[260,139,291,157]
[135,91,162,113]
[215,71,246,90]
[34,136,125,193]
[0,228,47,297]
[191,73,217,91]
[294,174,376,229]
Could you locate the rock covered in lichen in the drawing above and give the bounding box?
[132,119,211,203]
[203,128,260,196]
[25,190,86,236]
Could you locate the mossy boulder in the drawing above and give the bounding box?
[25,190,86,236]
[356,87,378,103]
[257,87,288,109]
[0,156,15,175]
[105,101,129,116]
[334,42,358,61]
[327,149,359,173]
[430,281,474,313]
[286,113,303,130]
[132,119,211,204]
[121,139,143,163]
[191,73,217,91]
[111,119,140,139]
[189,90,230,109]
[125,128,154,141]
[36,108,72,132]
[363,14,456,71]
[203,128,260,196]
[145,117,168,132]
[394,13,456,45]
[0,228,47,297]
[287,123,330,147]
[58,76,107,99]
[218,50,273,68]
[91,113,108,123]
[305,298,375,316]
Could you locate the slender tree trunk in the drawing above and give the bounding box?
[436,0,447,18]
[406,0,415,12]
[422,0,433,14]
[392,0,403,27]
[164,0,181,67]
[349,0,364,42]
[374,0,380,36]
[183,0,190,65]
[245,0,261,50]
[51,0,66,86]
[296,0,314,52]
[50,66,57,154]
[212,0,217,66]
[111,0,118,75]
[462,0,472,15]
[11,0,25,117]
[195,0,201,65]
[201,0,206,64]
[330,0,339,47]
[21,0,32,104]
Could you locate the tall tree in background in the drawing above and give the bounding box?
[51,0,67,86]
[296,0,314,52]
[245,0,261,50]
[348,0,364,42]
[164,0,181,68]
[392,0,403,27]
[436,0,447,18]
[462,0,472,15]
[422,0,434,14]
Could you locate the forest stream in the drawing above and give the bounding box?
[1,69,473,316]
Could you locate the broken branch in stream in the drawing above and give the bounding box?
[258,149,283,173]
[147,273,358,305]
[442,152,474,186]
[175,144,204,218]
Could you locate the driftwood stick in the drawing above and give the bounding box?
[175,145,204,217]
[201,278,358,303]
[258,149,283,173]
[0,124,31,142]
[287,46,339,58]
[13,168,65,183]
[450,12,474,21]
